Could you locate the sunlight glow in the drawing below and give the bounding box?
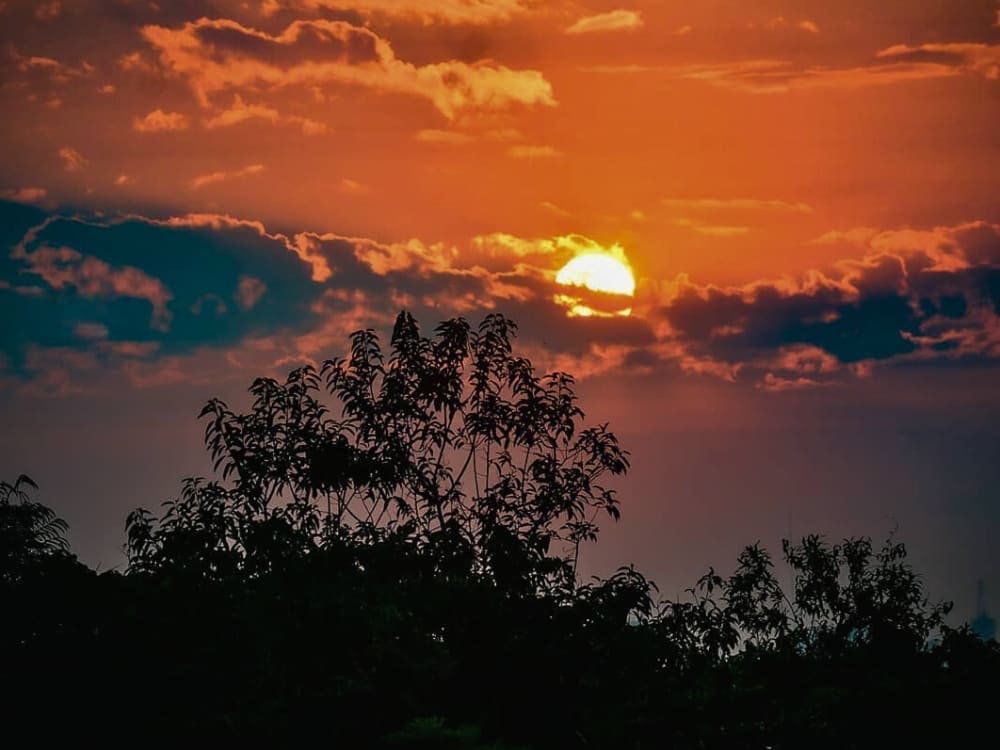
[555,252,636,317]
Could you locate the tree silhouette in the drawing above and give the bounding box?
[0,474,70,582]
[126,312,627,593]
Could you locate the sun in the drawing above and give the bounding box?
[555,252,636,317]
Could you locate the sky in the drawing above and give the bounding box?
[1,0,999,620]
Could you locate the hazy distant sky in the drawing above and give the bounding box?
[1,0,998,619]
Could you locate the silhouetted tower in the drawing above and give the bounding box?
[971,580,997,641]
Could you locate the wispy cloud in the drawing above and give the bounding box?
[765,17,820,34]
[507,145,562,158]
[203,95,328,134]
[133,109,189,132]
[2,187,47,203]
[273,0,531,25]
[663,198,813,213]
[58,147,87,171]
[415,129,476,145]
[191,163,264,189]
[566,9,644,35]
[585,48,999,92]
[671,218,750,237]
[540,201,573,218]
[338,178,369,195]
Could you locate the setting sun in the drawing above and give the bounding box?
[555,253,636,317]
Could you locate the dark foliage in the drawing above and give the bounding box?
[2,312,998,747]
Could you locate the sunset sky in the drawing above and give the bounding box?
[2,0,999,618]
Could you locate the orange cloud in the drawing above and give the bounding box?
[15,244,173,331]
[190,163,264,189]
[415,129,476,144]
[877,43,1000,81]
[140,17,555,119]
[58,146,87,171]
[11,49,92,84]
[338,178,369,195]
[540,201,573,218]
[593,50,995,93]
[663,198,813,213]
[507,144,561,158]
[280,0,531,25]
[671,218,750,237]
[2,187,47,202]
[566,9,644,35]
[34,2,61,21]
[757,372,825,392]
[202,95,328,134]
[764,17,819,34]
[133,108,189,132]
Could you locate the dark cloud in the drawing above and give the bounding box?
[192,19,380,67]
[1,201,660,390]
[4,199,998,395]
[657,222,1000,385]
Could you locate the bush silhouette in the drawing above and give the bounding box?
[2,311,998,747]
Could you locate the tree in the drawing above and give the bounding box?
[127,311,628,593]
[0,474,70,582]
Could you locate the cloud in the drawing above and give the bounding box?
[671,218,750,237]
[669,58,961,93]
[507,144,561,158]
[133,108,189,132]
[2,202,661,391]
[58,147,87,171]
[415,129,476,144]
[764,17,819,34]
[32,1,60,20]
[140,17,555,118]
[540,201,573,218]
[338,178,369,194]
[114,174,134,186]
[663,198,813,213]
[877,43,1000,81]
[8,199,996,397]
[656,221,1000,386]
[74,322,109,340]
[190,163,264,189]
[235,275,267,310]
[9,49,93,85]
[591,46,1000,92]
[13,244,174,331]
[664,198,810,236]
[566,9,643,35]
[202,95,328,134]
[1,205,326,377]
[757,372,825,392]
[277,0,531,25]
[2,187,47,203]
